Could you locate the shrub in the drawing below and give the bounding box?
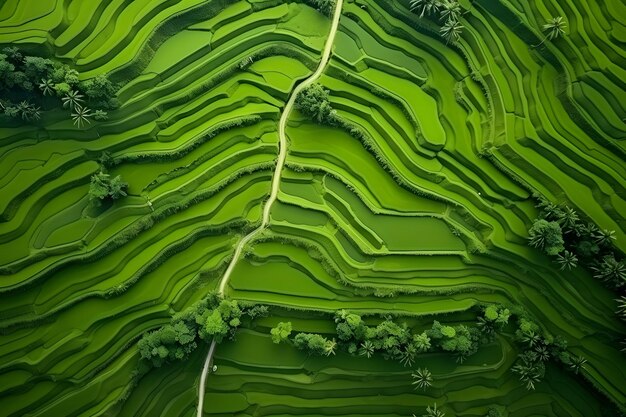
[270,322,293,344]
[89,171,128,204]
[293,333,334,355]
[295,83,336,125]
[528,219,564,256]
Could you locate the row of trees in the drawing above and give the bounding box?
[528,196,625,291]
[304,0,336,17]
[409,0,465,44]
[270,305,511,367]
[0,47,117,127]
[512,315,585,390]
[409,1,566,46]
[271,305,589,394]
[138,292,268,367]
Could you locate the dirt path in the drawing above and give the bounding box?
[196,1,344,415]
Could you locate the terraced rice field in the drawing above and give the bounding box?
[0,0,624,416]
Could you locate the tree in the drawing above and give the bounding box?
[89,171,128,204]
[94,109,108,121]
[575,239,599,258]
[138,321,197,367]
[72,105,92,128]
[39,78,54,96]
[359,340,375,358]
[592,255,626,289]
[478,305,509,340]
[512,351,545,390]
[594,229,616,247]
[324,338,337,356]
[23,56,53,81]
[413,331,431,352]
[335,310,366,342]
[62,89,84,109]
[439,0,462,22]
[293,333,332,356]
[270,322,292,344]
[80,74,118,109]
[203,309,229,342]
[485,406,503,417]
[528,219,564,256]
[569,355,586,374]
[15,101,40,121]
[556,250,578,270]
[440,19,464,44]
[398,344,417,367]
[543,16,567,40]
[54,82,71,97]
[420,403,445,417]
[557,206,579,231]
[411,367,433,390]
[428,321,479,363]
[617,296,626,320]
[308,0,335,16]
[409,0,441,18]
[295,83,336,125]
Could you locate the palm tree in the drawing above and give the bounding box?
[16,101,31,120]
[543,16,567,40]
[94,109,108,121]
[556,250,578,270]
[520,330,541,348]
[569,355,587,374]
[422,403,446,417]
[512,363,541,390]
[557,207,579,230]
[617,296,626,320]
[592,255,626,289]
[39,78,54,96]
[324,339,337,356]
[62,90,84,109]
[534,345,550,362]
[440,19,464,44]
[399,345,416,367]
[411,368,433,390]
[439,0,462,22]
[359,340,375,358]
[16,101,40,121]
[72,105,92,128]
[534,16,567,47]
[409,0,441,18]
[594,229,616,246]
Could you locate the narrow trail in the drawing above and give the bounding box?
[196,1,344,415]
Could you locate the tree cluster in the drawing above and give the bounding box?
[295,83,337,125]
[511,316,585,390]
[0,47,117,127]
[304,0,336,17]
[89,169,128,205]
[138,292,268,367]
[409,0,465,44]
[529,196,625,291]
[270,307,509,366]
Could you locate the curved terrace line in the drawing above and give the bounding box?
[196,1,344,416]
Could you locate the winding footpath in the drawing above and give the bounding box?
[196,1,344,416]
